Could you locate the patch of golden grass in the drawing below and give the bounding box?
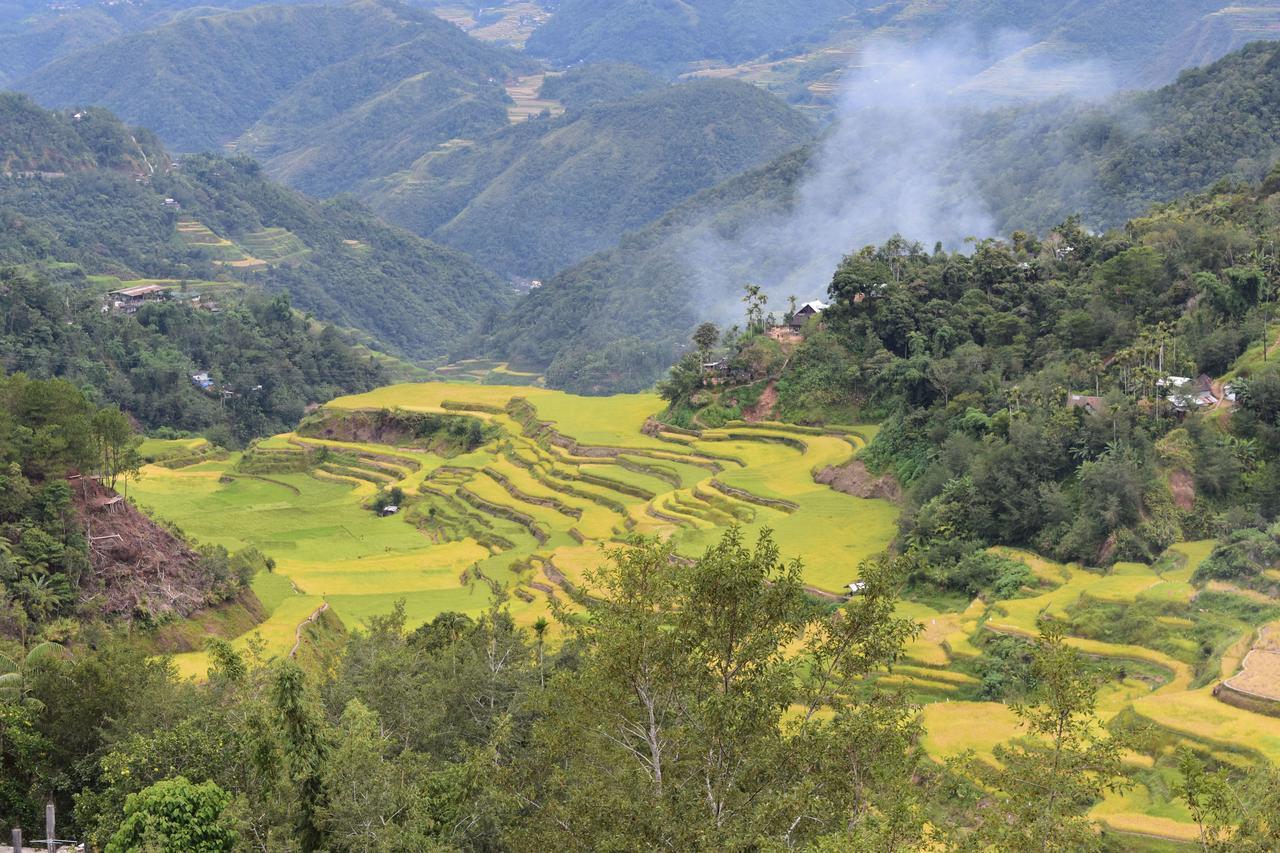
[920,702,1022,762]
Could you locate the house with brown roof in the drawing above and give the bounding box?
[107,284,169,315]
[788,300,828,331]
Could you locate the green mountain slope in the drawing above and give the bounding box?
[525,0,861,71]
[478,148,811,392]
[535,63,665,110]
[480,39,1280,393]
[0,94,511,359]
[17,0,534,156]
[525,0,1278,87]
[0,0,297,87]
[975,39,1280,233]
[371,78,814,278]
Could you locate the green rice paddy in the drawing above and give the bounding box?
[132,381,896,665]
[129,382,1280,844]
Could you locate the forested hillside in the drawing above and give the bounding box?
[0,94,512,360]
[0,0,297,87]
[660,169,1280,565]
[371,78,814,277]
[18,0,534,157]
[1,269,387,443]
[976,40,1280,232]
[483,39,1280,391]
[526,0,860,70]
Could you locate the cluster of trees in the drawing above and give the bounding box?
[2,526,1257,850]
[1,268,387,445]
[0,374,255,628]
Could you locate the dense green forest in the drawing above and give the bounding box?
[372,77,814,278]
[484,40,1280,392]
[1,268,386,443]
[659,168,1280,573]
[0,94,512,359]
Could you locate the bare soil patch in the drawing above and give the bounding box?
[814,460,901,502]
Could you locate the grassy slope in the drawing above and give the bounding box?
[128,382,1280,841]
[131,382,898,662]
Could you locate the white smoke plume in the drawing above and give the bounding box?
[684,34,1115,323]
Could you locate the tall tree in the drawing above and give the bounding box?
[512,528,922,849]
[964,625,1130,851]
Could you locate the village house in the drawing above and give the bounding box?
[1162,374,1218,412]
[1067,394,1104,415]
[788,300,829,331]
[106,284,169,314]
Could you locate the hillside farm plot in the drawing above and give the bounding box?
[129,381,1280,844]
[894,541,1280,845]
[133,382,898,669]
[504,73,565,123]
[175,218,258,264]
[237,226,311,264]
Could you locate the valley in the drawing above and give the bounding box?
[130,382,895,672]
[125,381,1280,846]
[8,1,1280,847]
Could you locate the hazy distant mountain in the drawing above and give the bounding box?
[525,0,861,71]
[18,0,535,154]
[370,77,815,278]
[481,38,1280,392]
[524,0,1280,88]
[0,0,300,87]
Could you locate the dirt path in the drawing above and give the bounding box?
[289,602,329,658]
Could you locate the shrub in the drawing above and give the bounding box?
[106,777,237,853]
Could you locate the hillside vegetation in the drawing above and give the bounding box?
[18,0,535,161]
[483,39,1280,391]
[0,94,512,360]
[371,78,814,277]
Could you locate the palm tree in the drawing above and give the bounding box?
[0,641,67,709]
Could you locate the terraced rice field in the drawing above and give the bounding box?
[131,381,895,667]
[130,384,1280,843]
[896,543,1280,843]
[236,227,310,264]
[175,218,258,264]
